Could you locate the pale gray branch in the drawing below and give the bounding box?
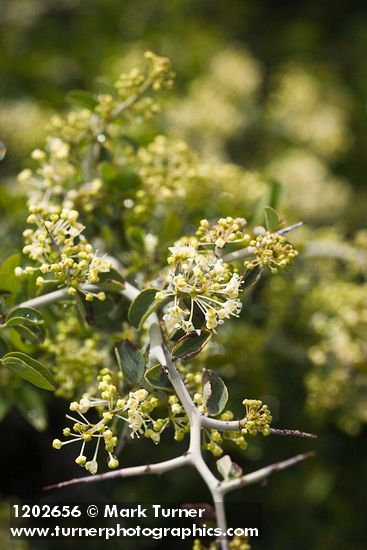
[201,416,242,431]
[219,451,315,495]
[277,221,304,235]
[44,454,191,490]
[223,246,254,263]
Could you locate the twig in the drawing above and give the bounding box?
[202,417,318,439]
[277,221,304,235]
[111,78,153,119]
[201,416,243,431]
[44,454,191,490]
[219,451,316,495]
[269,428,318,439]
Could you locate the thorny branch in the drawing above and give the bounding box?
[13,231,315,549]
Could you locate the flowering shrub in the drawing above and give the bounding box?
[0,52,317,550]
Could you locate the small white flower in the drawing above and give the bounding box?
[85,460,98,475]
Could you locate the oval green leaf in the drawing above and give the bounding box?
[10,323,46,344]
[115,340,145,385]
[202,368,228,416]
[172,330,211,362]
[268,179,282,210]
[145,364,171,391]
[0,253,20,294]
[6,307,44,326]
[264,206,280,232]
[1,352,55,391]
[128,288,159,328]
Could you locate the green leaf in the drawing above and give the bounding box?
[264,206,280,232]
[1,352,56,391]
[268,180,282,210]
[1,253,22,273]
[170,327,185,342]
[5,327,33,353]
[16,384,48,431]
[145,364,171,391]
[172,330,211,362]
[66,90,98,110]
[6,307,44,326]
[0,253,22,295]
[252,180,282,226]
[5,307,45,344]
[10,323,46,344]
[128,288,159,328]
[82,292,130,332]
[115,340,145,385]
[202,368,228,416]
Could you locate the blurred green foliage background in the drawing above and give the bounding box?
[1,1,367,549]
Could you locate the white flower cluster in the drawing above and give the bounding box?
[157,242,242,332]
[16,205,111,300]
[196,217,249,249]
[116,389,162,443]
[53,371,165,474]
